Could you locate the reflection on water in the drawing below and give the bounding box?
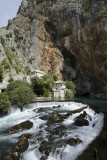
[72,97,107,112]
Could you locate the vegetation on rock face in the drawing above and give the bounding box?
[0,64,3,82]
[65,81,76,99]
[0,36,5,47]
[95,14,107,22]
[0,93,11,113]
[84,4,91,11]
[2,59,10,71]
[66,80,76,89]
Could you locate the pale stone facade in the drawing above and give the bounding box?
[0,83,7,93]
[30,70,46,79]
[52,81,66,99]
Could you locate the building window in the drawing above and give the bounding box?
[56,88,57,90]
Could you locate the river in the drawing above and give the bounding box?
[0,100,105,160]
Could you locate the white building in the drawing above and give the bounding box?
[52,80,66,99]
[0,83,7,93]
[30,70,46,79]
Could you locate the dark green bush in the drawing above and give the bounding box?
[66,81,76,89]
[0,64,3,82]
[7,80,30,92]
[53,75,58,81]
[0,93,11,112]
[31,75,55,97]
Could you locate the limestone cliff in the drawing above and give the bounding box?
[0,0,107,99]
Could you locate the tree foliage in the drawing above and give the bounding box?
[0,93,11,112]
[65,81,76,89]
[0,64,3,83]
[9,85,35,109]
[31,75,55,97]
[7,80,30,92]
[7,80,35,109]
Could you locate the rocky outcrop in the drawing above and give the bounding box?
[0,0,107,98]
[12,134,31,160]
[6,120,33,134]
[65,106,87,118]
[75,112,89,126]
[67,138,82,146]
[48,111,63,123]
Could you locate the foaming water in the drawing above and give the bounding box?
[0,101,104,160]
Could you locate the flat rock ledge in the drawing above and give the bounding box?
[5,120,33,134]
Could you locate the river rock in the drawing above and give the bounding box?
[12,134,31,160]
[65,107,87,118]
[48,111,63,124]
[39,141,51,156]
[49,125,65,135]
[6,120,33,134]
[67,138,82,146]
[75,112,89,126]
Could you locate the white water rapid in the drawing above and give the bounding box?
[0,101,104,160]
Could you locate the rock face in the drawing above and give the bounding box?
[0,0,107,98]
[6,120,33,134]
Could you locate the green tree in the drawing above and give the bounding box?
[65,81,76,89]
[9,85,35,109]
[31,76,44,96]
[0,93,11,113]
[53,75,58,81]
[0,64,3,83]
[7,80,30,92]
[42,75,55,90]
[43,88,50,97]
[31,75,55,97]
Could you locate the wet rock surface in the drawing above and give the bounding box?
[6,120,33,134]
[67,138,82,146]
[65,106,87,118]
[12,133,31,160]
[49,125,65,135]
[75,112,89,126]
[48,111,63,124]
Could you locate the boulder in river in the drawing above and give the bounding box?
[12,134,31,160]
[49,125,65,135]
[67,138,82,146]
[65,107,87,118]
[39,140,52,156]
[75,112,89,126]
[6,120,33,134]
[48,111,63,124]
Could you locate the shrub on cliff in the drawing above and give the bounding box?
[65,81,76,89]
[0,93,11,113]
[0,64,3,83]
